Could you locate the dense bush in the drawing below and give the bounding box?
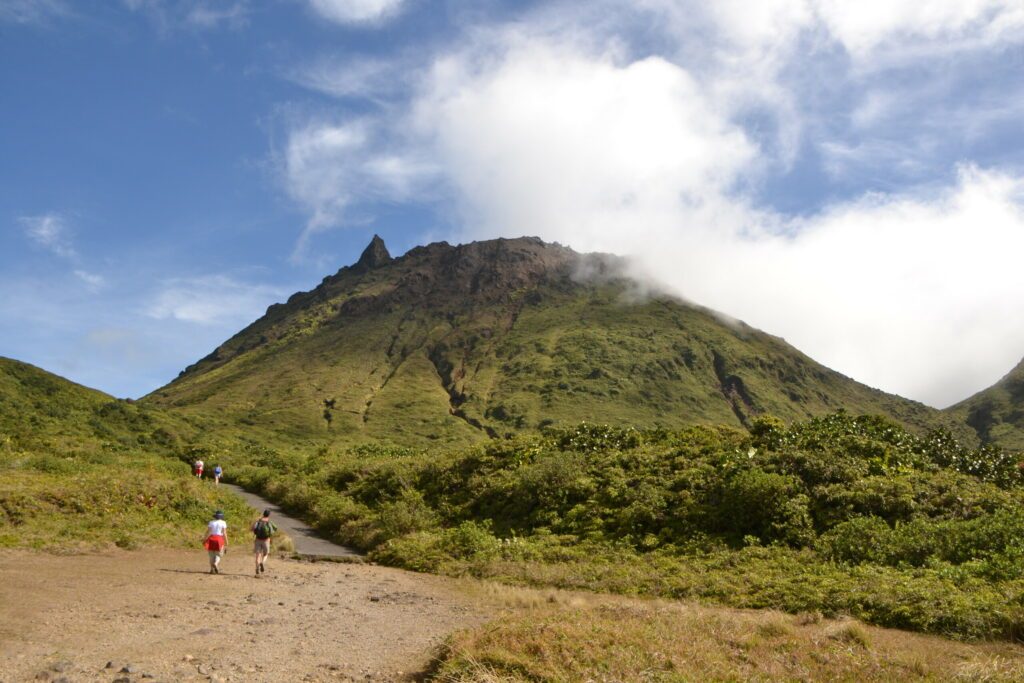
[219,412,1024,640]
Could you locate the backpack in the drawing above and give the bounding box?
[254,520,275,539]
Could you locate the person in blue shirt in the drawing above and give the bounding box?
[213,465,223,485]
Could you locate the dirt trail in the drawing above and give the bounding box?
[220,483,361,560]
[0,549,485,683]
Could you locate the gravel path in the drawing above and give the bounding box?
[0,549,485,682]
[220,483,362,560]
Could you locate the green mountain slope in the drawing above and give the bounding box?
[0,356,202,452]
[0,356,113,445]
[0,357,248,549]
[145,236,970,447]
[948,358,1024,450]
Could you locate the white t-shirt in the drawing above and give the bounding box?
[207,519,227,536]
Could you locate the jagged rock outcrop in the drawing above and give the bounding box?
[352,235,393,273]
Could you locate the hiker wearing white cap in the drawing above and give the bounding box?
[203,510,228,574]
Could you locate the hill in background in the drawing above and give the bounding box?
[948,357,1024,450]
[0,357,248,549]
[145,236,973,448]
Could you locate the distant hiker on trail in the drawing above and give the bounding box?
[213,465,223,485]
[251,509,277,577]
[203,510,228,574]
[193,459,204,479]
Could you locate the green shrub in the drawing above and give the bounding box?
[376,489,439,540]
[716,469,814,546]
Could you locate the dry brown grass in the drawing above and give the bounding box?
[433,583,1024,682]
[272,531,296,554]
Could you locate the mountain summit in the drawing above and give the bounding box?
[147,236,968,447]
[353,234,393,272]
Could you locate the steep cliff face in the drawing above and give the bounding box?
[146,236,970,447]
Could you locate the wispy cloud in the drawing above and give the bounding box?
[307,0,405,26]
[146,275,286,326]
[0,0,70,25]
[0,268,289,397]
[19,213,76,259]
[74,269,106,290]
[121,0,250,32]
[288,56,410,101]
[185,1,249,29]
[281,118,436,261]
[17,214,112,293]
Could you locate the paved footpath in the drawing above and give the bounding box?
[221,482,363,560]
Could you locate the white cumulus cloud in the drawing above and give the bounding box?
[415,40,758,245]
[277,2,1024,406]
[416,34,1024,406]
[813,0,1024,58]
[633,166,1024,408]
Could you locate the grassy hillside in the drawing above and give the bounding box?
[948,357,1024,450]
[145,236,972,448]
[0,357,249,549]
[222,412,1024,640]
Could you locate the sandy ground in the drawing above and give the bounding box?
[0,549,486,683]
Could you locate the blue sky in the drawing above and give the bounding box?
[2,0,1024,406]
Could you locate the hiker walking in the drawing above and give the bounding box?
[203,510,228,574]
[251,509,277,577]
[213,465,223,485]
[193,459,204,479]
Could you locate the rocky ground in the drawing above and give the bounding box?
[0,549,485,683]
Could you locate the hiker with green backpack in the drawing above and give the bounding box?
[251,509,277,577]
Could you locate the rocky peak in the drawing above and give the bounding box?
[353,235,392,272]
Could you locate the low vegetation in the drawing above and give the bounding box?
[430,595,1024,682]
[0,451,250,550]
[0,358,251,550]
[220,412,1024,640]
